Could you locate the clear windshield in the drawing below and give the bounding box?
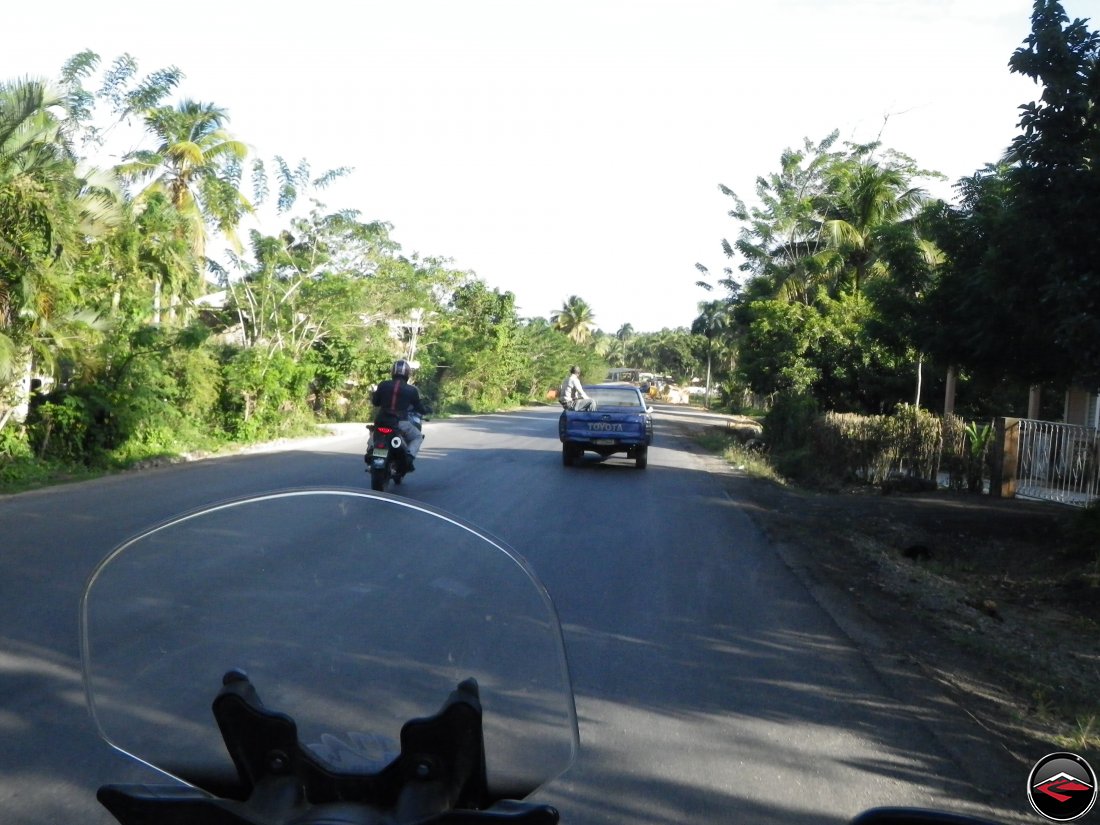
[80,489,578,799]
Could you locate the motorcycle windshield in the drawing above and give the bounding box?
[80,489,578,800]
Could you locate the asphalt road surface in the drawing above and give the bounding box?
[0,408,1025,824]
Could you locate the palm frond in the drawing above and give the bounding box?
[0,331,17,383]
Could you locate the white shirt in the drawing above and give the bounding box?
[561,373,588,403]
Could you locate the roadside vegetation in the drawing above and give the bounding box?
[683,2,1100,511]
[0,53,609,493]
[2,2,1098,508]
[691,0,1100,431]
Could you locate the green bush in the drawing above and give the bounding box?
[0,423,32,460]
[219,347,316,441]
[37,326,229,466]
[0,424,54,490]
[0,454,68,489]
[29,396,94,464]
[940,414,994,493]
[762,391,818,453]
[105,343,223,461]
[771,446,821,484]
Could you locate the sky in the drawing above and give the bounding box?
[6,0,1099,333]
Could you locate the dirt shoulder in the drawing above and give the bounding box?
[674,417,1100,775]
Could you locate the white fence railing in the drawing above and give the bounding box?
[1016,419,1100,507]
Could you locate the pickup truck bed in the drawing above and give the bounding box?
[558,384,654,469]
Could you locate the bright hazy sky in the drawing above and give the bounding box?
[6,0,1099,333]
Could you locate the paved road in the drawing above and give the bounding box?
[0,409,1023,824]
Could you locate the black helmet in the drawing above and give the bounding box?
[392,359,412,380]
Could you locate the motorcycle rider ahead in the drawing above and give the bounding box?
[372,359,427,471]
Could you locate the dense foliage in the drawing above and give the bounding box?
[0,52,628,484]
[924,1,1100,388]
[2,1,1096,491]
[691,1,1099,426]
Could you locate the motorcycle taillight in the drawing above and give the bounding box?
[376,427,395,435]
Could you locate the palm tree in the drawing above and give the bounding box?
[595,334,628,367]
[1,78,75,360]
[721,133,843,305]
[821,159,928,295]
[0,77,120,391]
[97,193,197,323]
[118,99,250,263]
[691,300,732,407]
[551,295,596,344]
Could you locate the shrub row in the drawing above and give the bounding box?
[765,392,991,489]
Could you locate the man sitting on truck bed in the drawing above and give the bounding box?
[560,366,595,411]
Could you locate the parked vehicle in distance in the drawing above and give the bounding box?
[559,384,653,469]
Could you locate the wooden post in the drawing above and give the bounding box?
[944,366,957,418]
[991,417,1020,499]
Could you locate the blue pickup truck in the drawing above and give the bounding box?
[558,384,654,469]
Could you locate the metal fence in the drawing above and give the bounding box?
[1016,419,1100,507]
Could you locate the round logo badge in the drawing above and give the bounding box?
[1028,752,1098,821]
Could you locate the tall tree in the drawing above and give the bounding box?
[1003,0,1100,384]
[735,300,821,397]
[820,153,932,296]
[921,164,1014,375]
[85,193,197,326]
[720,132,843,304]
[226,210,406,358]
[431,282,525,411]
[926,1,1100,387]
[57,51,183,150]
[551,295,597,344]
[628,329,700,381]
[118,99,250,265]
[594,333,628,367]
[691,299,732,406]
[0,77,119,393]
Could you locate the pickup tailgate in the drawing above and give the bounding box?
[559,409,651,445]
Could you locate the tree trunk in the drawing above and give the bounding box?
[944,366,957,417]
[704,350,712,410]
[914,353,923,407]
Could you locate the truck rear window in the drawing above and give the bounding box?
[586,388,645,410]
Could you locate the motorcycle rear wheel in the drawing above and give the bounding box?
[369,466,387,492]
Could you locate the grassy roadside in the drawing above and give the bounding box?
[686,415,1100,759]
[0,402,485,496]
[690,426,785,485]
[0,420,330,496]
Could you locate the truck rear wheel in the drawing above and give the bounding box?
[562,444,575,467]
[635,446,648,469]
